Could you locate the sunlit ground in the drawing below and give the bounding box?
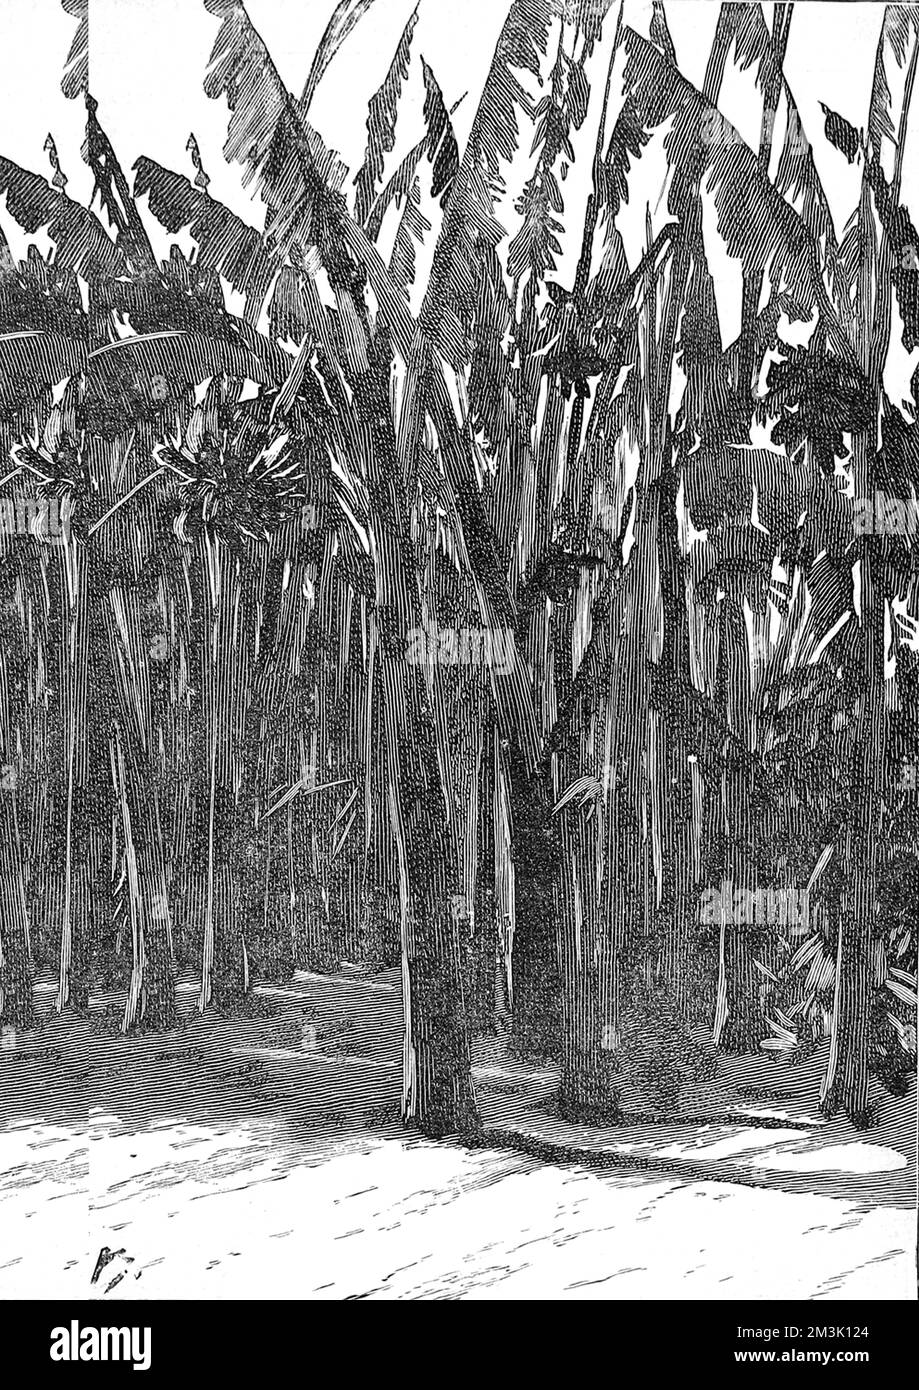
[0,974,913,1301]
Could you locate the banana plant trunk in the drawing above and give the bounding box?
[0,791,34,1027]
[198,538,248,1009]
[508,756,563,1061]
[56,532,92,1011]
[357,352,477,1139]
[713,595,763,1053]
[112,729,177,1032]
[821,473,883,1123]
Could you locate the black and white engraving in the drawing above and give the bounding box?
[0,0,915,1302]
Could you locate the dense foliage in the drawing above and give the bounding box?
[0,0,916,1135]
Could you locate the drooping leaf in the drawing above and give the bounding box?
[726,4,842,295]
[133,157,278,318]
[508,21,589,286]
[61,0,88,100]
[353,7,418,225]
[619,27,851,359]
[0,154,123,284]
[418,0,562,368]
[361,88,467,247]
[268,264,310,346]
[421,60,460,208]
[867,5,919,154]
[203,0,349,276]
[301,0,383,112]
[649,0,677,67]
[86,329,275,436]
[821,102,861,165]
[85,97,158,274]
[0,330,85,412]
[388,174,430,292]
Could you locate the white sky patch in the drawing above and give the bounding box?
[782,2,883,242]
[677,470,708,553]
[0,201,54,267]
[810,609,851,669]
[618,433,643,567]
[768,556,790,622]
[700,176,743,350]
[110,313,138,342]
[716,38,763,156]
[313,265,338,311]
[0,1,90,203]
[440,365,465,435]
[750,482,769,535]
[615,119,677,267]
[884,602,897,682]
[611,362,633,400]
[750,412,782,451]
[777,304,819,348]
[667,338,688,424]
[892,596,919,652]
[219,275,247,323]
[832,453,855,498]
[548,24,621,293]
[330,488,370,557]
[137,205,198,267]
[883,293,919,417]
[664,1,719,93]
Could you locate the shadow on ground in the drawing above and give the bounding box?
[1,967,915,1209]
